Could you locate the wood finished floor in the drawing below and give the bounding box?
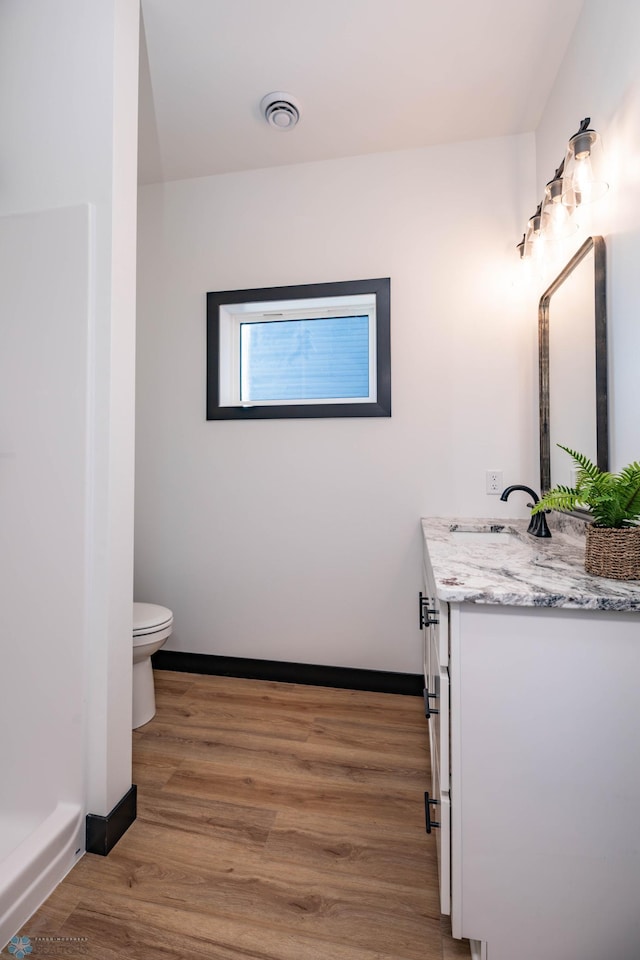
[22,672,471,959]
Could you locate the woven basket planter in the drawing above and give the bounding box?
[585,524,640,580]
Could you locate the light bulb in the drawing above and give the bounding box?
[573,154,596,203]
[541,177,577,241]
[526,218,545,262]
[547,202,572,238]
[530,232,545,262]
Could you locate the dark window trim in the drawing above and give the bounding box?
[206,278,391,420]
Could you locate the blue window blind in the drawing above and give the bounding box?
[240,315,370,402]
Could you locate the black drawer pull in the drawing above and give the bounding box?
[424,792,440,833]
[419,592,440,629]
[423,687,439,719]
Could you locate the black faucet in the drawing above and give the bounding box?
[500,484,552,538]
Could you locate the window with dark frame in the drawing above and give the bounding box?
[206,278,391,420]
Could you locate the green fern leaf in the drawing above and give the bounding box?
[532,486,583,514]
[623,488,640,518]
[617,461,640,483]
[618,463,640,511]
[537,446,640,526]
[557,444,601,481]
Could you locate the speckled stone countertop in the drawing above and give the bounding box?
[421,516,640,611]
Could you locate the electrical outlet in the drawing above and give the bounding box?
[486,470,503,495]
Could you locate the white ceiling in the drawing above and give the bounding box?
[138,0,583,185]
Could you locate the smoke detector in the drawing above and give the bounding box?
[260,92,301,131]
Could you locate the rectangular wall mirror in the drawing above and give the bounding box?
[538,236,607,493]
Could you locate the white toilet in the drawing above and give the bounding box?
[132,602,173,729]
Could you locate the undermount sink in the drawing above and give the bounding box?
[449,527,520,543]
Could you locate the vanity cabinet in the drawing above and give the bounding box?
[422,524,640,960]
[420,566,450,917]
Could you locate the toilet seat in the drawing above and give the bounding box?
[133,602,173,643]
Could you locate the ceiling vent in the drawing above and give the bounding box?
[260,92,301,131]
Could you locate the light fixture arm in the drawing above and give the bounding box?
[572,117,592,138]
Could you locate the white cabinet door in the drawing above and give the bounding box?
[452,603,640,960]
[429,749,451,915]
[423,544,452,915]
[428,622,450,797]
[426,605,450,915]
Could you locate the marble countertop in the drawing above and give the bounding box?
[421,516,640,611]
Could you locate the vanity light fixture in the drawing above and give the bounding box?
[518,118,608,259]
[518,203,543,260]
[516,234,528,259]
[562,119,608,206]
[541,168,577,242]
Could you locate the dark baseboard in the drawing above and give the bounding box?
[152,650,422,696]
[86,784,137,857]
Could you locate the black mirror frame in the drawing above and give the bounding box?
[538,235,607,494]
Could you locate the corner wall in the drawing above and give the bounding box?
[534,0,640,470]
[135,135,536,672]
[0,0,139,819]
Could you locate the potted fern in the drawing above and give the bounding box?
[532,445,640,580]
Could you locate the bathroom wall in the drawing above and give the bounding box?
[135,134,537,672]
[534,0,640,470]
[0,0,139,817]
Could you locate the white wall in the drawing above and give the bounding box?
[534,0,640,470]
[136,135,536,673]
[0,206,89,826]
[0,0,139,817]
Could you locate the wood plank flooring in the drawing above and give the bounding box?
[21,672,471,959]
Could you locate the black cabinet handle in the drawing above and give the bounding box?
[424,792,440,833]
[423,687,439,719]
[419,591,439,629]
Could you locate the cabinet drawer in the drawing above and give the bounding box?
[428,624,450,795]
[422,551,448,664]
[421,566,436,689]
[429,753,451,916]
